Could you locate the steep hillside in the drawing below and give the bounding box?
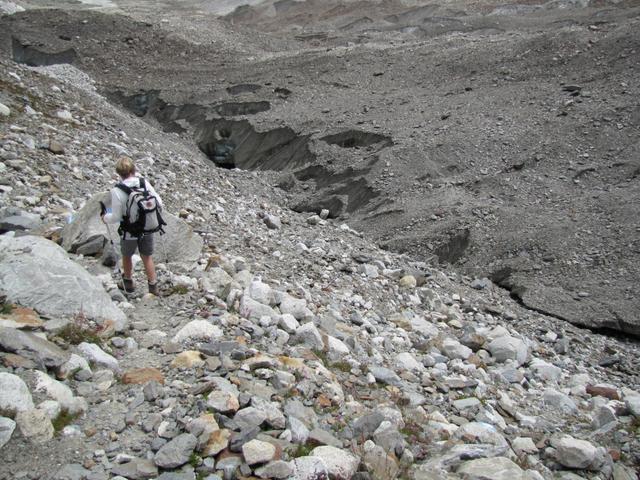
[0,3,638,480]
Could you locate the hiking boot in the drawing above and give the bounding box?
[119,277,135,293]
[148,282,159,296]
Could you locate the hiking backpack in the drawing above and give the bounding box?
[115,177,166,237]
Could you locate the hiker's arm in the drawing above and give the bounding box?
[102,189,122,224]
[148,182,163,208]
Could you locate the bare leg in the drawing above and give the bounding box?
[141,254,156,284]
[122,256,133,279]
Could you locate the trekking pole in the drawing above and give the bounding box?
[100,201,125,291]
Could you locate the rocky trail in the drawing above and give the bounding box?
[0,4,639,480]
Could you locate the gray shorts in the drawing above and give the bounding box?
[121,234,154,257]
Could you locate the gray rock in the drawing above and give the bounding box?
[53,464,91,480]
[288,415,310,444]
[352,412,385,439]
[154,433,198,469]
[207,391,240,414]
[308,428,343,448]
[111,458,158,479]
[234,407,267,429]
[456,457,526,480]
[368,366,402,387]
[199,267,233,299]
[263,214,281,229]
[291,322,324,350]
[251,396,286,429]
[0,416,16,449]
[62,194,202,264]
[624,394,640,418]
[0,372,34,417]
[592,405,617,429]
[442,338,472,360]
[280,294,313,321]
[310,446,359,480]
[0,327,70,369]
[255,460,295,479]
[240,296,277,322]
[529,359,562,382]
[0,212,41,233]
[229,426,260,452]
[550,435,605,470]
[372,421,405,456]
[278,314,300,334]
[543,388,577,413]
[0,235,126,330]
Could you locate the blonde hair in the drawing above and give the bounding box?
[115,156,136,178]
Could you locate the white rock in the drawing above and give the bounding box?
[38,400,62,420]
[248,280,276,306]
[172,320,223,344]
[292,322,324,350]
[278,314,299,334]
[0,372,34,417]
[56,109,73,121]
[310,446,359,480]
[487,335,529,366]
[0,3,25,15]
[625,393,640,418]
[442,338,472,360]
[15,408,54,443]
[34,371,86,415]
[78,342,120,372]
[512,437,538,454]
[0,417,16,449]
[293,456,329,480]
[0,235,127,330]
[0,103,10,117]
[242,439,276,465]
[326,335,350,361]
[551,435,598,469]
[280,293,313,321]
[457,457,526,480]
[206,391,239,414]
[529,358,562,382]
[240,296,277,322]
[395,352,423,372]
[543,388,577,413]
[58,353,92,380]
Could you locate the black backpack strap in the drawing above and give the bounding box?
[115,183,132,195]
[139,177,147,191]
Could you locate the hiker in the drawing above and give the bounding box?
[101,156,164,295]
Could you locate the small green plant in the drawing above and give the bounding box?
[57,312,103,345]
[291,442,314,458]
[169,285,189,295]
[330,361,352,373]
[0,303,13,315]
[312,349,328,366]
[189,453,202,468]
[57,322,102,345]
[52,410,78,433]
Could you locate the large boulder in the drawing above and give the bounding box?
[61,193,202,264]
[0,234,126,330]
